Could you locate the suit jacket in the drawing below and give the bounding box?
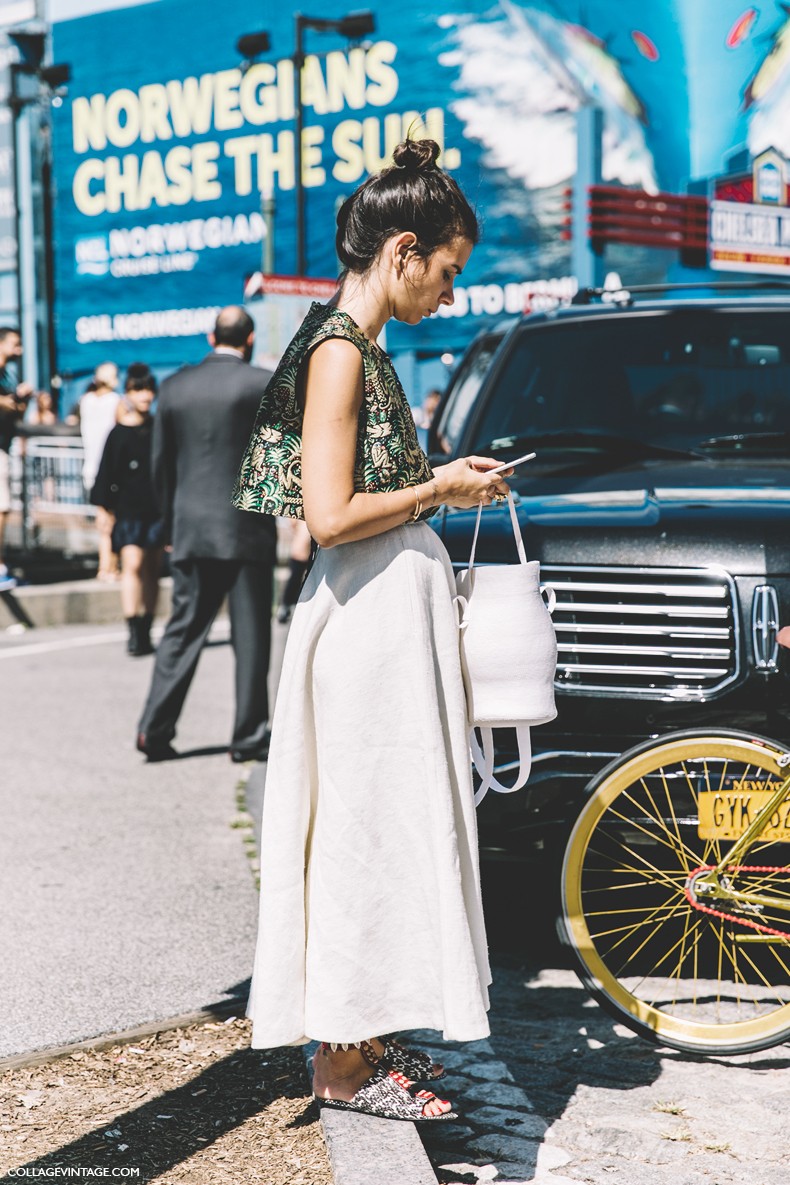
[152,352,276,564]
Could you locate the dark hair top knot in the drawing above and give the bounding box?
[335,137,479,275]
[392,138,441,172]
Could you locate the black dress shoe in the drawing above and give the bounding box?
[229,732,271,763]
[136,732,178,762]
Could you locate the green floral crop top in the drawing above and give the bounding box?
[232,302,435,520]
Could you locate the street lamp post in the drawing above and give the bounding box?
[292,12,375,276]
[294,16,306,278]
[8,65,24,383]
[7,29,70,387]
[237,11,375,278]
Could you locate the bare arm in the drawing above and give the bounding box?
[301,338,511,549]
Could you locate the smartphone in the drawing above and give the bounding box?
[485,451,536,476]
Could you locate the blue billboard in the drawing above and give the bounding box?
[51,0,790,383]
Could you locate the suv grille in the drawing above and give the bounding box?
[543,565,739,700]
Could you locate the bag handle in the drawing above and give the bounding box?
[468,491,527,572]
[470,725,532,806]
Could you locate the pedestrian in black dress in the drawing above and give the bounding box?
[91,371,164,656]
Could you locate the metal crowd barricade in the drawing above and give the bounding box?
[10,436,96,553]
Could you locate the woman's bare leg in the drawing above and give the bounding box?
[120,545,144,618]
[95,508,118,579]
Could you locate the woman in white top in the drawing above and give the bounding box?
[79,361,121,581]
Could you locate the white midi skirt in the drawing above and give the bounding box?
[246,520,491,1048]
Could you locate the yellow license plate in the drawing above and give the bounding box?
[698,789,790,841]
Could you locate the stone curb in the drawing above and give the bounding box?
[303,1047,439,1185]
[0,568,288,630]
[0,576,174,630]
[0,998,242,1074]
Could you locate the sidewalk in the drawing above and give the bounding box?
[0,619,261,1059]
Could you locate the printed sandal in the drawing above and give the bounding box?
[316,1065,458,1123]
[380,1037,446,1082]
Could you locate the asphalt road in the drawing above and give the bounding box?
[0,616,286,1060]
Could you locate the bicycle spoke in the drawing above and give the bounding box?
[624,909,708,995]
[584,901,682,919]
[668,921,706,1012]
[678,762,701,813]
[736,866,790,896]
[766,941,790,983]
[726,940,790,1011]
[619,784,701,868]
[715,913,724,1022]
[670,902,695,1009]
[716,758,729,795]
[606,894,693,972]
[637,775,692,875]
[729,932,747,1014]
[676,764,701,869]
[584,840,687,896]
[605,802,699,867]
[583,879,687,894]
[589,898,680,944]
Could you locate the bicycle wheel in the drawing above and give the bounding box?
[561,728,790,1054]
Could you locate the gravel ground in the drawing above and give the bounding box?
[0,1016,331,1185]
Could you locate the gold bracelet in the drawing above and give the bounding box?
[408,487,423,522]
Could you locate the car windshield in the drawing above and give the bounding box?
[469,309,790,458]
[434,332,505,455]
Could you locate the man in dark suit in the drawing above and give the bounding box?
[137,306,276,762]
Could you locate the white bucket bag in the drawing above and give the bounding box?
[454,492,558,806]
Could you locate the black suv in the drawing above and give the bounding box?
[428,283,790,866]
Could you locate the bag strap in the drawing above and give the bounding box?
[468,491,527,572]
[470,725,533,806]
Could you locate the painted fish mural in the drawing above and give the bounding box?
[727,7,759,50]
[745,4,790,157]
[440,1,658,195]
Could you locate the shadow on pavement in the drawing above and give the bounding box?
[421,860,790,1183]
[171,744,231,760]
[2,1045,315,1183]
[419,862,663,1183]
[134,744,231,763]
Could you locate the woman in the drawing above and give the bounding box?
[91,371,164,656]
[78,361,121,581]
[233,137,512,1122]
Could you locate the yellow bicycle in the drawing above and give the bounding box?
[561,728,790,1054]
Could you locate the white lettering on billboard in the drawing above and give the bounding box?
[75,305,221,343]
[67,43,461,216]
[74,212,265,280]
[710,199,790,274]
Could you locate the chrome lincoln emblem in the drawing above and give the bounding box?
[752,585,780,673]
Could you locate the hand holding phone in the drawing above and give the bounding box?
[484,451,536,476]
